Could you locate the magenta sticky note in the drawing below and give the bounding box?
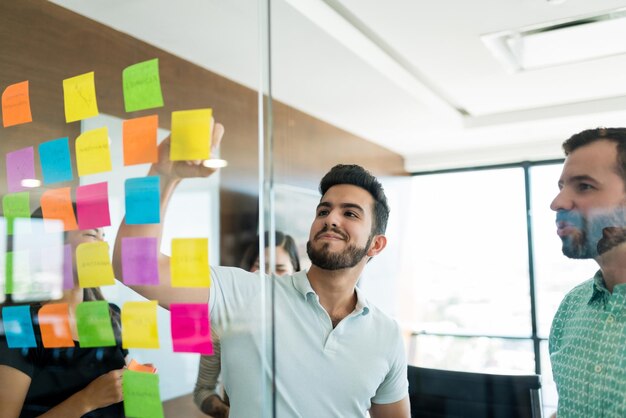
[76,182,111,230]
[63,244,73,290]
[6,147,35,193]
[121,237,159,285]
[170,303,213,355]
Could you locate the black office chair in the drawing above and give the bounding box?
[408,365,543,418]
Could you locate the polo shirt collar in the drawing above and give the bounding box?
[292,270,370,316]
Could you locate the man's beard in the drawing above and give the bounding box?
[557,207,626,259]
[306,230,373,270]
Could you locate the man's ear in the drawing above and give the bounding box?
[367,235,387,257]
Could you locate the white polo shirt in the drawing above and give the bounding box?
[208,267,408,418]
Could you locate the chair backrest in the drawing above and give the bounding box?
[408,366,543,418]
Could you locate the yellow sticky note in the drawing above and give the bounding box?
[171,238,210,287]
[63,72,99,123]
[170,109,212,161]
[75,127,112,176]
[122,301,159,349]
[76,242,115,288]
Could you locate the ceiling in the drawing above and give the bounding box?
[51,0,626,171]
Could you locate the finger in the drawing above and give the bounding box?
[212,123,225,150]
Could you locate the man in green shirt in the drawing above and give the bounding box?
[549,128,626,417]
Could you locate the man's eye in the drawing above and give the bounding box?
[345,211,357,218]
[317,210,328,216]
[578,183,594,192]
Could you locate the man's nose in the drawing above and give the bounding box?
[550,189,572,212]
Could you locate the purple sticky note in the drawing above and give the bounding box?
[6,147,35,193]
[63,244,74,290]
[170,303,213,355]
[121,237,159,285]
[76,182,111,230]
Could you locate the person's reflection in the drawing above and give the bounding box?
[193,231,301,418]
[549,128,626,418]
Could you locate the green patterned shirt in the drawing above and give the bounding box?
[550,270,626,418]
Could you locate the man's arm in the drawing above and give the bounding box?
[112,122,225,310]
[370,396,410,418]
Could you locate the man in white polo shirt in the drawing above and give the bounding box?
[113,122,410,418]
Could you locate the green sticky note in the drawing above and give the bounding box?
[123,370,164,418]
[3,192,30,235]
[123,59,164,112]
[76,301,115,347]
[5,252,14,294]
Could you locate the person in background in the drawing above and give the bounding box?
[0,209,127,418]
[193,230,301,418]
[549,128,626,417]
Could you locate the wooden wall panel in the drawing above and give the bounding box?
[0,0,406,264]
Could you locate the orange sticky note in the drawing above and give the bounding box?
[171,238,210,287]
[75,127,112,176]
[40,188,78,231]
[63,72,99,123]
[76,242,115,288]
[2,81,32,127]
[121,301,159,349]
[123,115,158,166]
[128,359,157,374]
[38,303,75,348]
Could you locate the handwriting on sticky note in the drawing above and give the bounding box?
[6,147,35,193]
[39,137,73,184]
[171,238,210,287]
[76,300,115,347]
[123,370,164,418]
[76,242,115,288]
[123,115,159,166]
[121,237,159,286]
[121,301,159,349]
[40,188,78,231]
[38,303,74,348]
[170,303,213,354]
[76,182,110,229]
[123,59,164,112]
[2,81,32,127]
[125,176,160,225]
[170,109,212,161]
[2,305,37,348]
[75,127,112,176]
[63,72,99,123]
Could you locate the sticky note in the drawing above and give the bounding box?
[121,237,159,285]
[170,303,213,354]
[170,109,212,161]
[2,305,36,348]
[128,359,157,374]
[125,176,160,224]
[63,244,74,290]
[123,370,164,418]
[39,137,73,184]
[40,188,78,231]
[2,81,32,127]
[76,242,115,288]
[123,59,164,112]
[6,147,35,193]
[121,301,159,349]
[123,115,159,166]
[38,303,74,348]
[75,127,112,176]
[76,301,115,347]
[3,192,30,235]
[171,238,210,287]
[76,182,110,229]
[63,71,99,123]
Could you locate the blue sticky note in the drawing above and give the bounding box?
[2,305,37,348]
[39,137,73,184]
[125,176,160,225]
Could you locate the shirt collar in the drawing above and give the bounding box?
[291,269,370,316]
[588,269,626,304]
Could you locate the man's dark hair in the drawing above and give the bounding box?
[563,127,626,186]
[319,164,390,235]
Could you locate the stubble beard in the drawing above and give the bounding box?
[306,235,373,270]
[559,206,626,259]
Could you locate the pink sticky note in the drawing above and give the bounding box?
[63,244,74,290]
[121,237,159,285]
[6,147,35,193]
[170,303,213,355]
[76,182,111,230]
